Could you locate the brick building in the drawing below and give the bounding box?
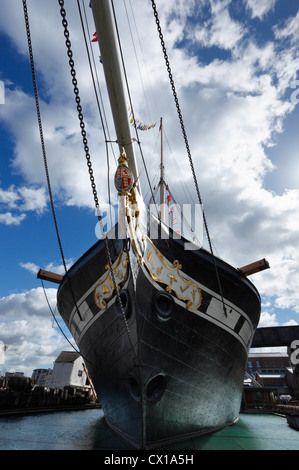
[246,352,291,375]
[242,352,291,412]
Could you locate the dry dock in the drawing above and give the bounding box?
[0,409,299,450]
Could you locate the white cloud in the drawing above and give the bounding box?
[273,10,299,44]
[0,0,299,380]
[0,184,47,225]
[0,87,100,210]
[0,287,57,319]
[0,185,20,208]
[19,262,40,275]
[258,311,279,327]
[245,0,277,20]
[43,260,74,275]
[18,186,47,213]
[20,260,74,277]
[192,2,244,50]
[0,287,73,376]
[0,212,26,226]
[283,319,298,326]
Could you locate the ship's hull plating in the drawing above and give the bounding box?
[57,227,261,449]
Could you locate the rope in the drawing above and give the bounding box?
[58,0,138,359]
[22,0,83,322]
[41,280,80,354]
[40,279,98,369]
[151,0,227,317]
[76,0,113,219]
[111,0,158,212]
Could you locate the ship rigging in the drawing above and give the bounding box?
[23,0,269,449]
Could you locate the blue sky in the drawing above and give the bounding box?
[1,0,299,375]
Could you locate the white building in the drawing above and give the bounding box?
[50,351,89,390]
[32,368,52,387]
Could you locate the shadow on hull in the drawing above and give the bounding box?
[57,224,261,448]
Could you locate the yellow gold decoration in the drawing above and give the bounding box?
[94,250,129,310]
[114,148,134,196]
[143,236,202,311]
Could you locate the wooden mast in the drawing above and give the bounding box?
[90,0,139,192]
[159,117,166,223]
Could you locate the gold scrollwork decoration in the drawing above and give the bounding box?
[94,250,129,310]
[143,237,202,312]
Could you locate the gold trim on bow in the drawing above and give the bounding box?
[143,236,202,311]
[94,249,129,310]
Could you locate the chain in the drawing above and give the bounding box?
[58,1,100,215]
[58,0,138,357]
[151,0,227,317]
[23,0,64,269]
[22,0,85,321]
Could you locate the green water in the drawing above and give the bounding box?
[0,410,298,450]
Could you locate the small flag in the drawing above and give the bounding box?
[91,32,98,42]
[167,195,171,202]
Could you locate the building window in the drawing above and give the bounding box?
[256,361,260,368]
[78,370,83,377]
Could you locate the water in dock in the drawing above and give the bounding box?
[0,409,298,451]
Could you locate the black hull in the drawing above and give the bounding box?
[57,227,261,448]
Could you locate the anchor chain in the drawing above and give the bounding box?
[58,0,138,358]
[151,0,227,317]
[22,0,87,322]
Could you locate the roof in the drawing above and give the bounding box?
[256,372,285,379]
[248,352,289,358]
[55,351,81,363]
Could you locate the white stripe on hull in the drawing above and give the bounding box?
[67,256,254,354]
